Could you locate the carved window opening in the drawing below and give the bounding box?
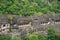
[3,25,5,27]
[3,29,5,31]
[55,20,60,22]
[34,19,38,20]
[41,22,48,24]
[20,22,30,25]
[0,30,1,32]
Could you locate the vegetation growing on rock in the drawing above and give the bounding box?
[0,0,60,16]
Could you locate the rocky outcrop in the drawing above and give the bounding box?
[0,14,60,40]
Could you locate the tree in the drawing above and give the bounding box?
[55,34,60,40]
[25,32,46,40]
[0,0,60,15]
[38,34,46,40]
[47,28,55,40]
[28,34,38,40]
[25,33,38,40]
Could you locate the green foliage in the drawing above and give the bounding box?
[25,33,46,40]
[38,34,46,40]
[12,36,20,40]
[49,2,60,13]
[0,35,11,40]
[47,28,55,40]
[28,34,38,40]
[0,35,21,40]
[55,34,60,40]
[0,0,60,16]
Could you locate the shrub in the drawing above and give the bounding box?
[12,36,21,40]
[55,34,60,40]
[25,33,46,40]
[0,35,11,40]
[38,34,46,40]
[47,28,55,40]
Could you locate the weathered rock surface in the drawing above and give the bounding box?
[0,14,60,40]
